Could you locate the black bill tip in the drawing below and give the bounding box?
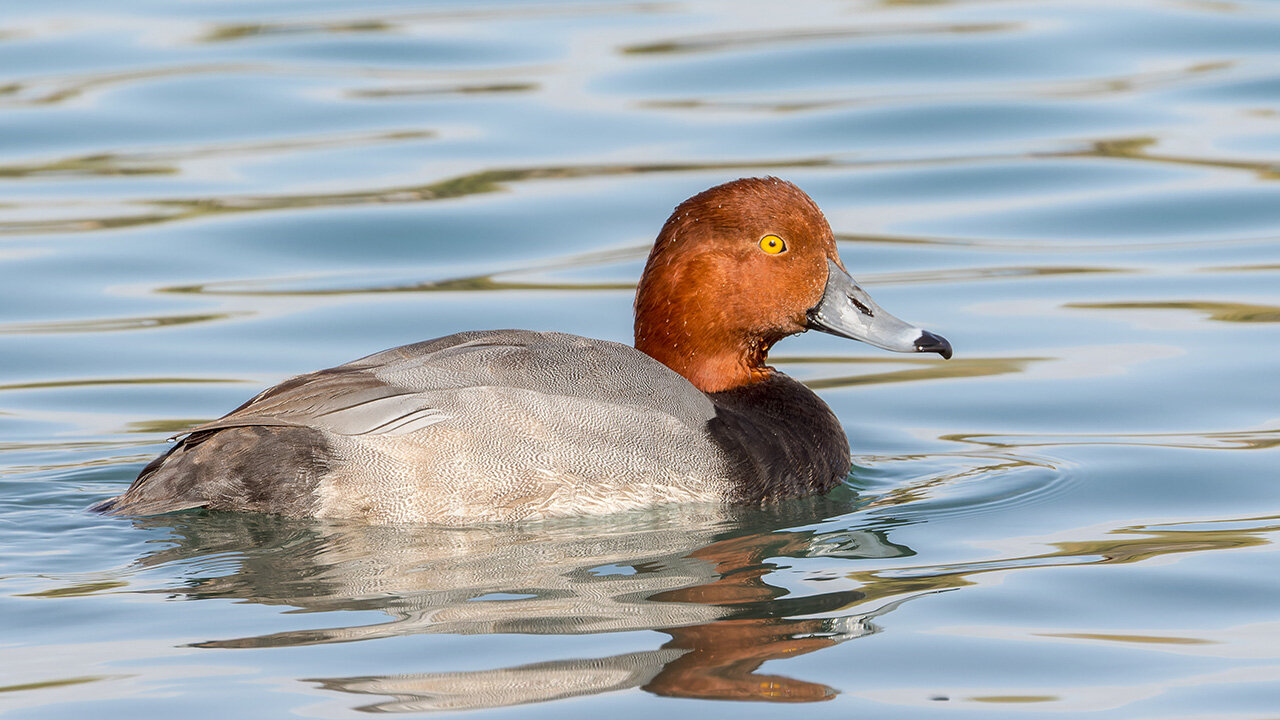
[914,330,952,360]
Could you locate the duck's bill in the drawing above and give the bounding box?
[806,259,952,359]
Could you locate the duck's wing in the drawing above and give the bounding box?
[178,329,717,439]
[177,364,451,438]
[99,330,726,520]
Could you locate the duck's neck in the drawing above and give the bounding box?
[634,320,776,393]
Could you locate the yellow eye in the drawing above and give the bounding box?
[759,234,787,255]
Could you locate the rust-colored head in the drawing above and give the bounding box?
[633,177,842,393]
[634,177,951,393]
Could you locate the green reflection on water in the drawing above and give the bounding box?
[159,244,647,296]
[0,129,432,179]
[643,60,1234,114]
[0,676,127,694]
[0,157,832,236]
[0,312,249,335]
[970,695,1058,703]
[805,356,1043,389]
[1066,300,1280,323]
[0,377,237,393]
[1038,632,1215,645]
[202,19,394,43]
[198,2,672,45]
[621,22,1014,55]
[941,428,1280,451]
[1205,263,1280,272]
[17,580,129,598]
[1082,137,1280,180]
[841,515,1278,607]
[0,64,263,108]
[0,155,174,178]
[162,274,635,297]
[348,82,538,99]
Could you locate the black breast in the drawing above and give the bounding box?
[706,372,852,503]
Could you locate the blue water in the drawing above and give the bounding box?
[2,0,1279,717]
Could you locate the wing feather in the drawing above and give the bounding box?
[171,330,714,441]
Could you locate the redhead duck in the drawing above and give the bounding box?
[94,178,950,524]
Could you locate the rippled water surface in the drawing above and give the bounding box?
[3,0,1279,717]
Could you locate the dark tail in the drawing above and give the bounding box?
[90,440,207,516]
[91,426,327,518]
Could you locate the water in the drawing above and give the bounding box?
[2,0,1279,716]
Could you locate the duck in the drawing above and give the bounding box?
[93,177,951,525]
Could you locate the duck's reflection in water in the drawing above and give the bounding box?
[131,495,917,711]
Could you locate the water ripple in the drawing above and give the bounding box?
[942,427,1280,452]
[3,0,1280,716]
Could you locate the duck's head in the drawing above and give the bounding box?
[634,177,951,393]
